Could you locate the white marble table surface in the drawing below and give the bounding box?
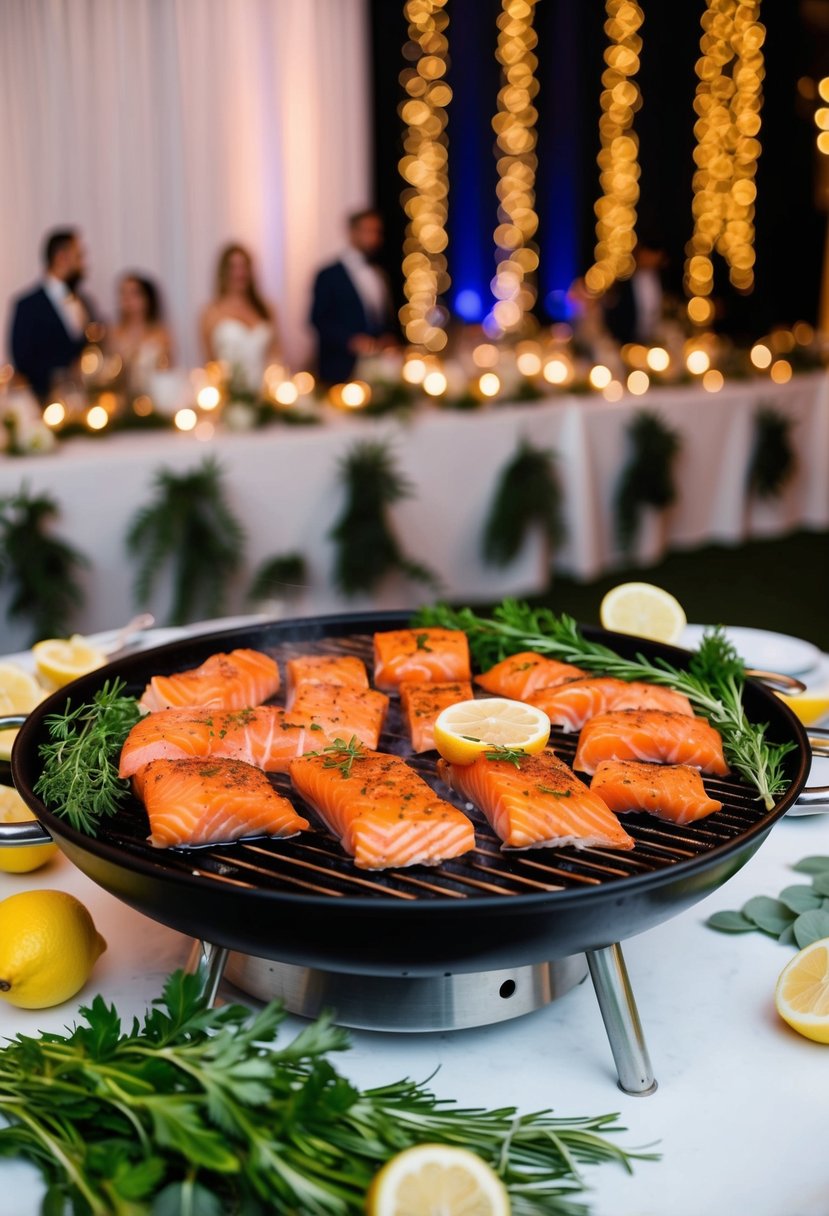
[1,790,828,1216]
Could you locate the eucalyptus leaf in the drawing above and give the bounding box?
[791,856,829,875]
[777,924,796,946]
[778,885,823,914]
[793,909,829,949]
[741,896,795,937]
[706,910,756,933]
[810,871,829,898]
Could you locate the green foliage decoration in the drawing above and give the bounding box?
[329,440,439,596]
[0,485,88,643]
[615,411,681,552]
[247,552,307,605]
[746,407,797,500]
[482,439,565,567]
[126,458,245,626]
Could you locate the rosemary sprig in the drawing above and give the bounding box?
[484,744,526,768]
[0,970,656,1214]
[34,680,142,835]
[412,599,794,810]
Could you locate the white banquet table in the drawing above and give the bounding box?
[0,371,826,654]
[1,778,829,1215]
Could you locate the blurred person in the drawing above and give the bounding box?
[310,209,398,385]
[108,273,173,394]
[601,237,668,347]
[200,243,280,392]
[8,228,97,399]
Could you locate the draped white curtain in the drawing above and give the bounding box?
[0,0,371,369]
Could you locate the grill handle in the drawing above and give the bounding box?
[0,713,54,846]
[746,669,808,693]
[795,726,829,809]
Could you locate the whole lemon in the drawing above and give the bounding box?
[0,889,107,1009]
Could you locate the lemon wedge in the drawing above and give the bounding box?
[0,787,57,873]
[32,635,107,689]
[366,1143,511,1216]
[599,581,687,645]
[433,698,551,766]
[0,662,48,761]
[775,937,829,1043]
[775,690,829,727]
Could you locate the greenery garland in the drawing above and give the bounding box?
[482,439,565,567]
[615,411,681,552]
[746,407,797,499]
[329,440,439,596]
[247,552,307,605]
[126,458,245,625]
[0,486,88,643]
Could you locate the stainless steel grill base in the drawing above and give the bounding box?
[223,951,590,1032]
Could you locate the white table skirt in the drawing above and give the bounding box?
[0,371,825,651]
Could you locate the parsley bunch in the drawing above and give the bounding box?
[0,971,654,1215]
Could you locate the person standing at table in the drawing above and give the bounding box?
[309,209,398,385]
[601,236,668,346]
[8,228,96,400]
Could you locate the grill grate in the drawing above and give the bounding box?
[100,631,786,904]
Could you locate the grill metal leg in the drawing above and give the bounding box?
[586,943,657,1096]
[186,939,229,1007]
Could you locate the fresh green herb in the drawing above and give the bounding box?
[415,632,433,651]
[0,970,656,1215]
[34,680,142,835]
[321,736,366,779]
[707,855,829,948]
[483,744,526,768]
[411,599,794,810]
[537,785,572,798]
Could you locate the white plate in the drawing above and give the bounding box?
[678,624,823,677]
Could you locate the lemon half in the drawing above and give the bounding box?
[599,581,687,645]
[775,937,829,1043]
[0,787,57,873]
[366,1143,511,1216]
[0,662,48,761]
[32,635,107,689]
[433,698,551,766]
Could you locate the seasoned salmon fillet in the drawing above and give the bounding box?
[475,652,586,700]
[119,706,333,778]
[590,759,723,823]
[528,677,693,732]
[437,750,634,851]
[574,710,730,776]
[289,684,389,750]
[399,680,475,753]
[133,757,309,849]
[140,649,280,713]
[373,628,471,690]
[289,745,475,869]
[285,654,369,708]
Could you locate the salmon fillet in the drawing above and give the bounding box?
[285,654,368,708]
[289,683,389,750]
[399,680,475,753]
[289,745,475,869]
[590,759,723,824]
[574,710,731,776]
[140,649,280,713]
[133,757,309,849]
[475,652,586,700]
[528,677,693,732]
[119,706,333,778]
[437,750,634,851]
[373,628,471,690]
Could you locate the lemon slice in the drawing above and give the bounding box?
[32,635,107,689]
[775,937,829,1043]
[366,1143,511,1216]
[433,697,551,766]
[599,581,687,645]
[775,690,829,727]
[0,662,48,761]
[0,787,57,874]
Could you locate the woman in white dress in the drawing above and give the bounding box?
[108,274,174,395]
[200,244,280,394]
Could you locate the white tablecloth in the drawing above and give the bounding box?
[0,371,825,652]
[2,790,829,1216]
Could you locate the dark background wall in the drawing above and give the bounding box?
[369,0,828,338]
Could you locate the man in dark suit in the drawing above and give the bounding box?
[602,237,668,347]
[310,209,398,385]
[9,228,94,400]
